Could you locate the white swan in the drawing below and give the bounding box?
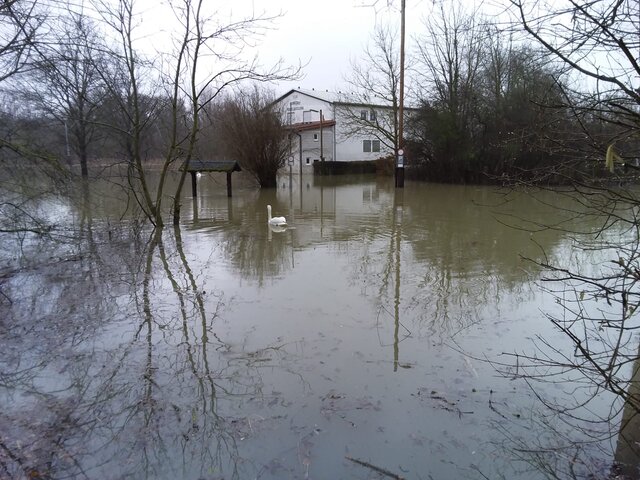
[267,205,286,226]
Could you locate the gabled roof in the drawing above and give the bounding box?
[273,88,419,111]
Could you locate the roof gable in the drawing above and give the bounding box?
[272,89,336,107]
[272,88,419,111]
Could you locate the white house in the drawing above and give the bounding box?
[272,88,399,173]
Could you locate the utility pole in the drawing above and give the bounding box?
[395,0,406,188]
[320,109,324,162]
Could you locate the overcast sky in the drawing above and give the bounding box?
[246,0,511,95]
[131,0,397,94]
[212,0,434,95]
[136,0,505,96]
[257,0,402,94]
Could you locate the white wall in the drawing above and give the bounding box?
[288,127,335,173]
[277,91,334,125]
[276,90,394,163]
[334,107,393,162]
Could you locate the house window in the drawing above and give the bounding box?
[313,133,318,141]
[306,157,310,165]
[360,110,368,120]
[370,110,377,122]
[363,140,381,153]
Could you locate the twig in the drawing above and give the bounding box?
[345,455,405,479]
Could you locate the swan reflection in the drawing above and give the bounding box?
[268,223,287,234]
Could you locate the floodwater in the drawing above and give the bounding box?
[0,173,634,479]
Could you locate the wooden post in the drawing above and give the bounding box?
[226,171,232,197]
[191,171,198,198]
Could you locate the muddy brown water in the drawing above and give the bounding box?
[0,172,634,479]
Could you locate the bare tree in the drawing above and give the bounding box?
[91,0,160,224]
[0,0,79,243]
[341,24,402,153]
[0,0,48,152]
[476,31,572,179]
[94,0,298,227]
[214,86,289,188]
[416,2,484,146]
[23,11,105,177]
[164,0,298,224]
[409,2,486,181]
[510,0,640,157]
[0,0,44,83]
[494,0,640,475]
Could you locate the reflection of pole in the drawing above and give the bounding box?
[393,191,403,371]
[395,0,406,188]
[320,184,324,237]
[393,238,400,371]
[290,228,295,268]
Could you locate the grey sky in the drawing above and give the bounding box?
[138,0,500,96]
[252,0,435,95]
[258,0,393,94]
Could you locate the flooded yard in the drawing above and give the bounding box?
[0,174,633,479]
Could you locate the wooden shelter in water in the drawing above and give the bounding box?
[183,160,242,198]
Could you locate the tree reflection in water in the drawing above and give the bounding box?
[0,213,307,479]
[3,175,638,479]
